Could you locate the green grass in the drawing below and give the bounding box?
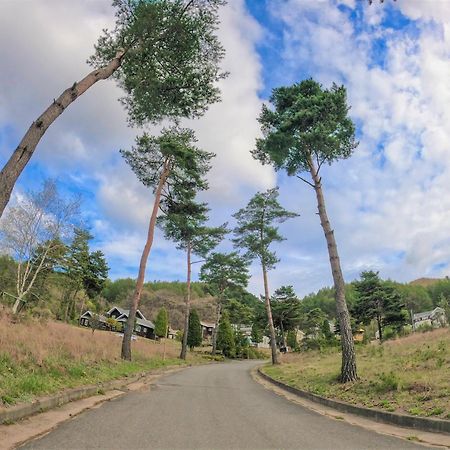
[0,352,186,406]
[262,328,450,420]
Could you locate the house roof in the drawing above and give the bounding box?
[115,314,155,329]
[106,306,146,320]
[200,321,215,328]
[80,311,107,322]
[413,307,445,321]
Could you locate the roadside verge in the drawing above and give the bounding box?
[0,364,187,426]
[258,368,450,435]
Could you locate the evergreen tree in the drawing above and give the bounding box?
[0,0,226,218]
[232,188,298,364]
[154,307,169,338]
[353,271,406,343]
[187,309,202,350]
[199,252,249,354]
[253,79,358,382]
[159,196,227,360]
[251,322,263,345]
[216,311,235,357]
[271,286,302,347]
[120,126,215,360]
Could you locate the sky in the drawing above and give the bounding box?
[1,0,450,298]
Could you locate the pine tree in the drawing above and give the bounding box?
[216,312,235,358]
[0,0,226,218]
[199,252,249,354]
[155,307,169,338]
[353,271,406,343]
[232,188,298,364]
[253,79,359,381]
[187,309,202,350]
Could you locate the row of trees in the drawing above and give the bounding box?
[0,0,405,384]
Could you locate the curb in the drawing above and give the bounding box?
[257,368,450,435]
[0,365,182,425]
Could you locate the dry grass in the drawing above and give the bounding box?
[0,307,200,406]
[263,328,450,420]
[0,310,181,365]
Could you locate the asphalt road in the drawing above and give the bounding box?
[22,360,428,450]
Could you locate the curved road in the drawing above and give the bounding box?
[23,361,427,449]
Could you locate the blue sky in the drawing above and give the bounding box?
[1,0,450,297]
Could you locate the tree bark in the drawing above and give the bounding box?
[12,296,22,315]
[211,300,222,355]
[309,158,357,382]
[377,314,383,344]
[121,160,170,360]
[180,241,192,360]
[262,263,278,365]
[0,49,127,219]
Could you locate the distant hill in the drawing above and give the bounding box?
[409,277,445,287]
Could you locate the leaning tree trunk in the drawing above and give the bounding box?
[121,161,170,360]
[309,159,357,382]
[0,49,127,219]
[180,241,192,360]
[262,263,278,365]
[211,300,222,355]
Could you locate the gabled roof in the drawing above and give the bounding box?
[80,311,107,322]
[413,307,445,321]
[137,317,155,329]
[107,306,146,320]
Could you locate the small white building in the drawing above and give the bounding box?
[413,307,447,330]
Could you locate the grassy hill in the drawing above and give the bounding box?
[0,307,204,407]
[263,328,450,420]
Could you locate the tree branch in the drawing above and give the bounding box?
[295,175,315,188]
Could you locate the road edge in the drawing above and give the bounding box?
[0,363,191,425]
[257,367,450,435]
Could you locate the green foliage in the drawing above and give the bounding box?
[121,126,214,197]
[216,311,235,357]
[225,298,254,326]
[102,278,136,304]
[286,329,298,350]
[89,0,226,125]
[353,271,407,342]
[271,285,302,333]
[200,252,249,298]
[253,79,357,175]
[187,309,202,349]
[232,188,298,270]
[251,322,263,344]
[159,198,227,259]
[154,307,169,338]
[395,283,433,313]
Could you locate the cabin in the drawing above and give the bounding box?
[200,321,215,341]
[80,306,156,340]
[413,307,447,330]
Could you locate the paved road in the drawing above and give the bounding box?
[23,360,428,449]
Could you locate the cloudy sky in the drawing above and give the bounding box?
[1,0,450,297]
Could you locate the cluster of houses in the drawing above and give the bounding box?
[79,307,221,343]
[79,305,448,345]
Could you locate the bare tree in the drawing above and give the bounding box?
[0,180,79,314]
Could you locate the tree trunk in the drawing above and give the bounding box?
[121,161,170,360]
[0,49,127,219]
[377,314,383,344]
[262,263,278,365]
[12,296,22,315]
[180,242,192,360]
[211,300,222,355]
[309,159,357,382]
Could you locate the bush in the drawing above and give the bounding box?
[376,371,401,392]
